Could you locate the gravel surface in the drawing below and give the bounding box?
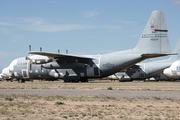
[0,89,180,98]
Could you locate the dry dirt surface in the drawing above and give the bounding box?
[1,80,180,91]
[0,80,180,120]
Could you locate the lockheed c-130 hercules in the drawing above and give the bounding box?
[2,11,175,83]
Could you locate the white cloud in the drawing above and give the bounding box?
[84,11,99,18]
[84,11,104,19]
[0,17,96,32]
[0,17,125,33]
[0,22,19,26]
[173,0,180,5]
[26,23,96,32]
[0,52,22,58]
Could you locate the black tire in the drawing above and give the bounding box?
[18,79,25,83]
[80,78,88,82]
[64,80,71,83]
[72,80,79,83]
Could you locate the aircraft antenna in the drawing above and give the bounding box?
[29,45,31,52]
[40,47,42,52]
[29,45,31,56]
[66,50,68,54]
[58,49,60,53]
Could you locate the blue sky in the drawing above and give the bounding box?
[0,0,180,71]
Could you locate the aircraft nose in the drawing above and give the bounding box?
[163,68,172,77]
[2,67,10,77]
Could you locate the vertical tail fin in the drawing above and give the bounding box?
[168,39,180,61]
[133,11,171,54]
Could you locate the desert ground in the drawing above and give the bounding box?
[0,80,180,120]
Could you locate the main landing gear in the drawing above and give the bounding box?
[18,79,25,83]
[64,78,88,83]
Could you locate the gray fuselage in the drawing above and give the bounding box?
[8,50,145,82]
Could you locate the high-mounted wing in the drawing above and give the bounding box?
[28,51,97,63]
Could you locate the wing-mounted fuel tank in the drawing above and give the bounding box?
[42,60,87,69]
[26,55,53,64]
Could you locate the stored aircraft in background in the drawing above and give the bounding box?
[108,72,175,82]
[0,73,10,81]
[148,73,178,81]
[115,38,180,81]
[2,11,173,83]
[163,59,180,79]
[0,73,3,81]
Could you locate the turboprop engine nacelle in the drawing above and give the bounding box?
[26,55,53,64]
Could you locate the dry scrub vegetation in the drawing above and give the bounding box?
[0,80,180,91]
[1,80,180,119]
[1,95,180,120]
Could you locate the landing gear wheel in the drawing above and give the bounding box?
[80,78,88,82]
[18,79,25,83]
[64,80,71,83]
[72,80,79,83]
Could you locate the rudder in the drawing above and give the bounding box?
[168,39,180,61]
[133,11,171,54]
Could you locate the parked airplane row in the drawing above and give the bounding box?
[109,38,180,82]
[164,60,180,79]
[1,10,179,83]
[0,73,10,81]
[0,73,3,81]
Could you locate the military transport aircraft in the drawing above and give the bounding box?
[0,73,3,81]
[108,72,175,82]
[116,38,180,81]
[2,11,173,83]
[163,58,180,79]
[0,73,10,81]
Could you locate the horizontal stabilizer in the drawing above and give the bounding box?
[155,29,168,32]
[141,53,177,58]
